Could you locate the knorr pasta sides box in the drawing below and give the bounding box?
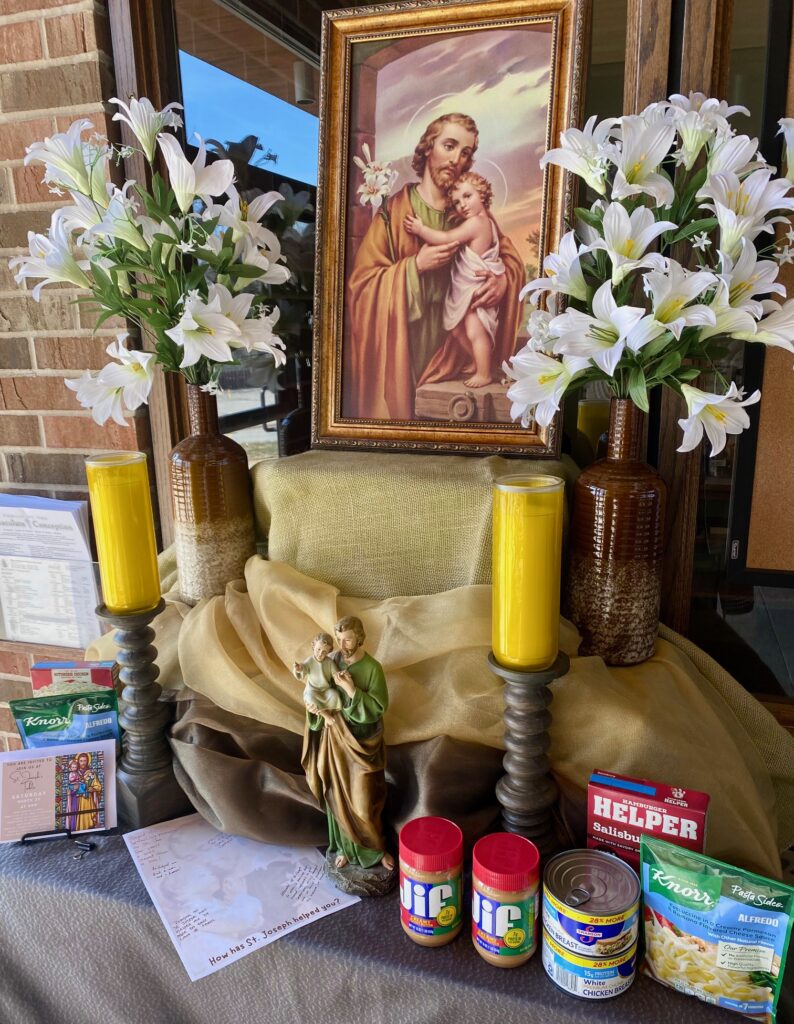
[31,661,119,697]
[587,770,710,869]
[641,836,794,1022]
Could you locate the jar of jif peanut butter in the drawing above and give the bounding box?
[399,817,463,947]
[472,833,540,967]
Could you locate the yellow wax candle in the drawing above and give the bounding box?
[492,475,564,671]
[85,451,161,614]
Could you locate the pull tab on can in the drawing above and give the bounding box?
[565,886,591,908]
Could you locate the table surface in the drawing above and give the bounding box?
[2,829,790,1024]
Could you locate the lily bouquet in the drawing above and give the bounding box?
[10,97,290,426]
[507,92,794,456]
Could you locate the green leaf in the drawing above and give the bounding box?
[228,262,265,279]
[669,218,717,244]
[628,367,650,412]
[676,367,701,381]
[575,206,604,229]
[652,351,683,379]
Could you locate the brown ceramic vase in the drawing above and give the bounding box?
[565,398,666,666]
[169,384,256,604]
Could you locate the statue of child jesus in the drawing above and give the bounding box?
[292,633,344,713]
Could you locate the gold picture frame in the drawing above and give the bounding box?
[312,0,589,455]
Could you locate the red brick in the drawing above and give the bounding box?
[35,336,114,371]
[3,735,24,752]
[0,414,39,446]
[11,164,57,205]
[45,13,91,59]
[55,110,120,147]
[6,451,89,485]
[0,650,31,676]
[0,708,15,733]
[44,414,135,449]
[0,117,52,162]
[0,679,33,701]
[0,292,78,333]
[0,338,31,370]
[0,0,68,13]
[0,209,53,250]
[0,375,78,412]
[0,19,42,63]
[0,61,112,115]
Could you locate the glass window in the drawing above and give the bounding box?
[173,0,320,463]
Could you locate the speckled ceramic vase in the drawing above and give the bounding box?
[169,384,256,604]
[565,398,666,666]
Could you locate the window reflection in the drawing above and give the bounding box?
[173,0,319,462]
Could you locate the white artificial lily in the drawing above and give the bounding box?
[576,200,606,247]
[233,305,286,364]
[672,109,716,170]
[638,101,675,127]
[95,334,156,410]
[521,231,588,305]
[698,169,794,259]
[718,240,785,318]
[88,182,148,252]
[678,382,760,456]
[525,295,559,353]
[540,115,618,194]
[668,92,749,130]
[551,281,645,376]
[60,186,112,239]
[643,262,717,339]
[9,209,90,300]
[24,119,109,205]
[65,370,127,426]
[698,281,758,340]
[779,118,794,183]
[206,281,254,330]
[110,96,183,162]
[589,203,675,284]
[731,298,794,351]
[157,133,235,215]
[707,133,761,178]
[232,238,291,290]
[207,186,283,250]
[625,315,670,353]
[610,115,676,207]
[165,291,242,367]
[504,350,590,428]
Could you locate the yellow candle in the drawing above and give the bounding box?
[492,475,564,671]
[85,451,161,614]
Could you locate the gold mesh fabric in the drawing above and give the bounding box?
[252,450,576,598]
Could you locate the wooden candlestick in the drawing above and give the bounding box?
[97,599,191,828]
[488,651,569,858]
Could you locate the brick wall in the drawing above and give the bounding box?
[0,0,150,751]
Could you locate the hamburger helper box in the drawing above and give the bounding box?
[586,770,709,870]
[31,661,119,697]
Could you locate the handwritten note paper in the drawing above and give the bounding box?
[0,740,116,841]
[124,814,360,980]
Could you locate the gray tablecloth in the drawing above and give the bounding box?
[3,830,790,1024]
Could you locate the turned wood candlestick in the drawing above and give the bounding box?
[488,651,569,858]
[97,599,191,828]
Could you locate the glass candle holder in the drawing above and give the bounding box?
[85,451,161,615]
[492,475,564,671]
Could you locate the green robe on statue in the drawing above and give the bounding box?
[301,652,389,868]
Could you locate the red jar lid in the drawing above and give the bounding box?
[399,817,463,873]
[473,833,540,892]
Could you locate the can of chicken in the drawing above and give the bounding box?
[542,849,640,958]
[542,928,637,1000]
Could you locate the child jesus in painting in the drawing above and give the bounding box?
[404,171,505,388]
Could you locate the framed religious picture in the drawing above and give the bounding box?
[312,0,589,455]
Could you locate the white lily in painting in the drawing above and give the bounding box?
[504,349,590,428]
[165,291,242,367]
[9,210,90,299]
[718,240,786,318]
[354,143,399,211]
[589,203,675,284]
[610,115,676,207]
[110,96,183,162]
[643,262,717,338]
[698,169,794,259]
[678,382,760,456]
[551,281,645,376]
[521,231,588,305]
[731,299,794,351]
[540,114,618,194]
[24,119,109,205]
[157,133,235,214]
